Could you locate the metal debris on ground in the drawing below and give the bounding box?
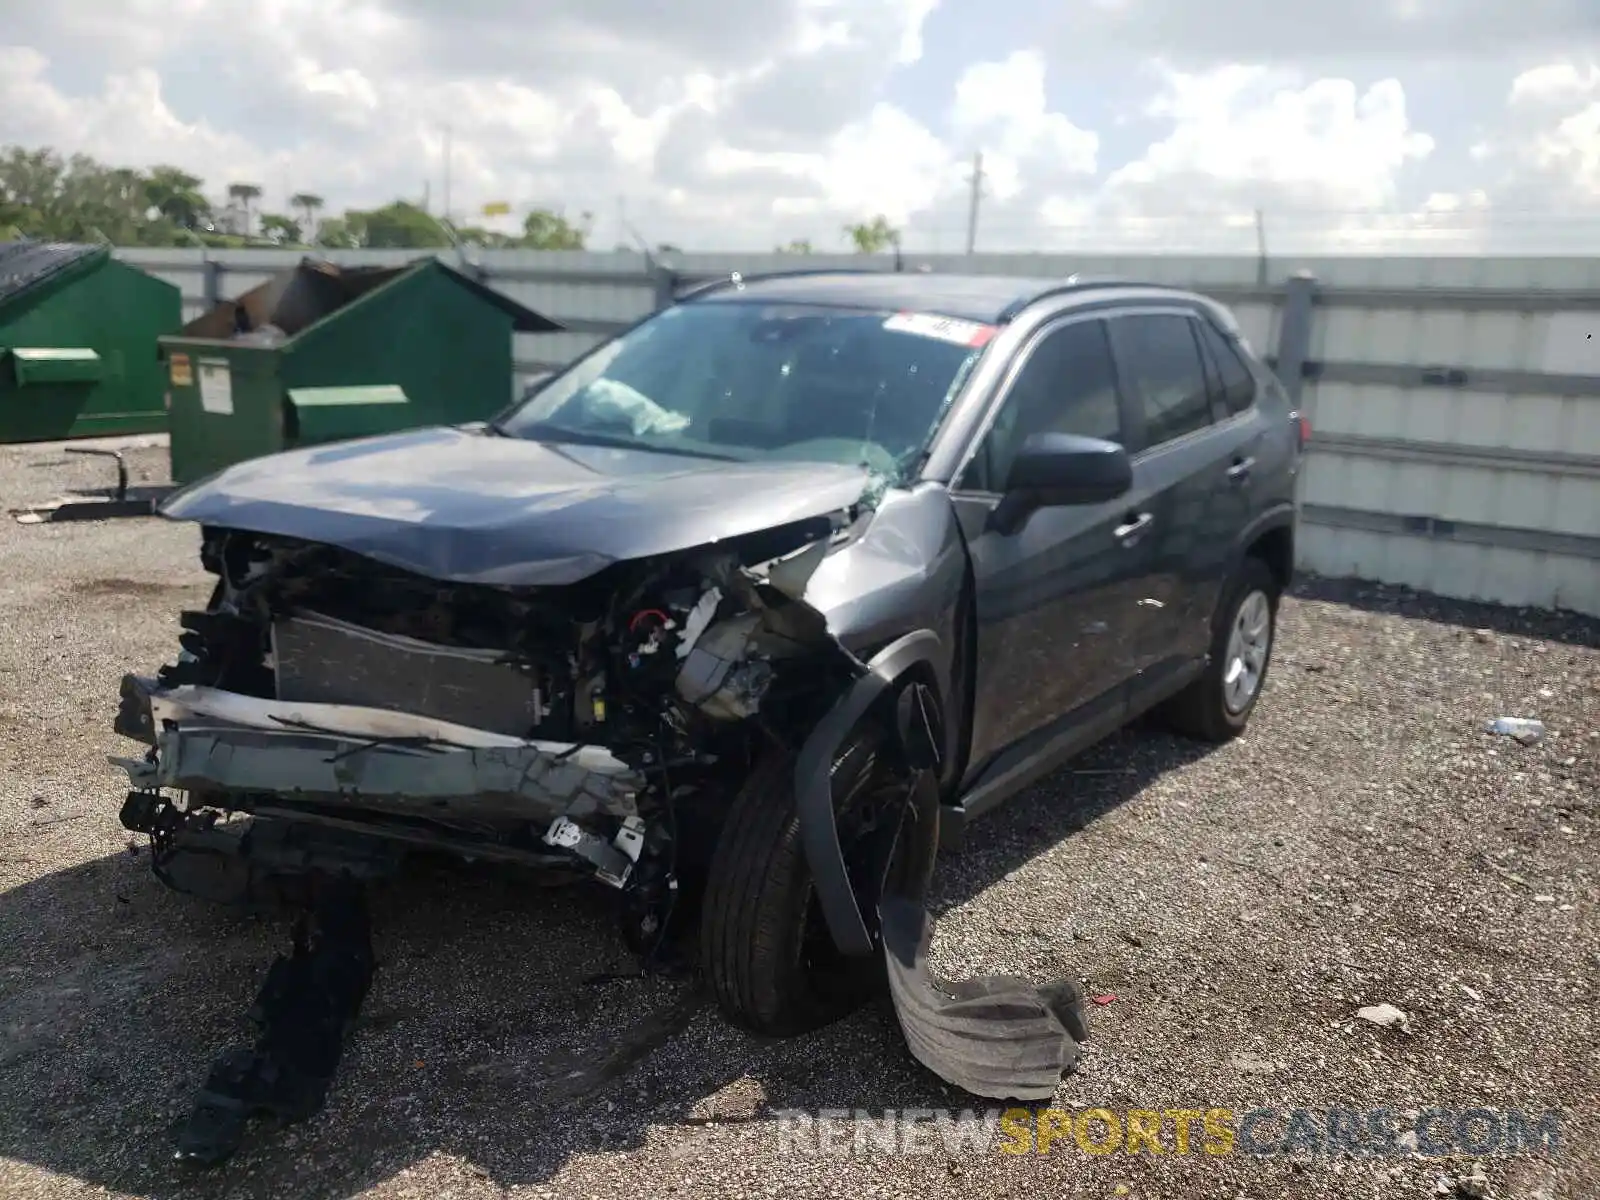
[10,447,174,523]
[1484,717,1546,745]
[173,877,374,1166]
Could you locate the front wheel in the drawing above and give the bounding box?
[698,725,931,1036]
[1159,557,1280,742]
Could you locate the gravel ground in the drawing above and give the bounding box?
[1,438,1596,1200]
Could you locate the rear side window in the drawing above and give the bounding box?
[1195,319,1258,415]
[1107,314,1213,447]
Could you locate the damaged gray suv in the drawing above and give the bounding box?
[115,270,1304,1048]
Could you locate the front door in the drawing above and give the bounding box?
[948,315,1157,771]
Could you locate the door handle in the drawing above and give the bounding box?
[1226,456,1255,482]
[1114,512,1153,540]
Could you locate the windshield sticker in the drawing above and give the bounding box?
[883,311,996,348]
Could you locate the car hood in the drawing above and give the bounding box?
[159,425,877,586]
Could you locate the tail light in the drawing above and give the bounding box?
[1293,412,1310,451]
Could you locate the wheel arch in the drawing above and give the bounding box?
[1235,505,1296,593]
[793,628,952,958]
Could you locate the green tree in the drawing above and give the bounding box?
[290,192,323,235]
[0,143,614,254]
[226,182,262,235]
[842,215,898,254]
[312,215,362,249]
[258,213,303,245]
[455,224,518,249]
[346,200,450,249]
[0,147,67,234]
[519,208,590,250]
[145,166,209,230]
[0,148,154,244]
[776,238,814,254]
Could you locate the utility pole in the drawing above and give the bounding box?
[1253,207,1269,285]
[441,124,453,226]
[965,151,984,256]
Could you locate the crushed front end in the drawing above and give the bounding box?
[113,507,1089,1140]
[113,518,862,944]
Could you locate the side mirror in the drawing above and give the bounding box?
[989,432,1132,535]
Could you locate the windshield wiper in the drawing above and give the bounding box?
[513,422,743,462]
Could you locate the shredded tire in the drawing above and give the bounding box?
[699,727,903,1036]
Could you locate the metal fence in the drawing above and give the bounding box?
[114,247,1600,617]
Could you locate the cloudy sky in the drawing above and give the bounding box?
[4,0,1600,252]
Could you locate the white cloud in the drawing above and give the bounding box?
[0,46,268,182]
[2,3,1599,253]
[950,51,1098,201]
[1505,60,1600,197]
[1537,102,1600,192]
[1510,61,1600,105]
[285,59,382,127]
[1011,64,1452,253]
[1038,0,1597,68]
[1106,66,1433,208]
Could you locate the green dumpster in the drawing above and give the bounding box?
[0,240,182,442]
[159,255,563,484]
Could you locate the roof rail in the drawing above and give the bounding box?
[672,267,1169,317]
[674,266,892,303]
[994,274,1155,322]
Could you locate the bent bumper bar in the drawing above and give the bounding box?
[112,680,645,824]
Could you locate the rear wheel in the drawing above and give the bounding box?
[699,724,930,1036]
[1159,556,1280,742]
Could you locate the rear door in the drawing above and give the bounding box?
[1104,310,1240,681]
[1192,316,1273,620]
[948,315,1156,769]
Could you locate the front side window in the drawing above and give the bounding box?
[499,301,989,484]
[1107,314,1214,448]
[959,319,1122,493]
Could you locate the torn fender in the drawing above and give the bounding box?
[880,897,1087,1101]
[876,743,1090,1102]
[794,629,949,958]
[793,630,1091,1101]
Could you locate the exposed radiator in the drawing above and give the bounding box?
[272,611,543,738]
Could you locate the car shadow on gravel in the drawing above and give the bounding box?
[0,728,1213,1199]
[1293,573,1600,649]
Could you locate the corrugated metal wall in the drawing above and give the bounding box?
[115,247,1600,617]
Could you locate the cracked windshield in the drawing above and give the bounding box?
[501,301,989,484]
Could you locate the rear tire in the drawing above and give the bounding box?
[699,725,928,1036]
[1160,556,1280,743]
